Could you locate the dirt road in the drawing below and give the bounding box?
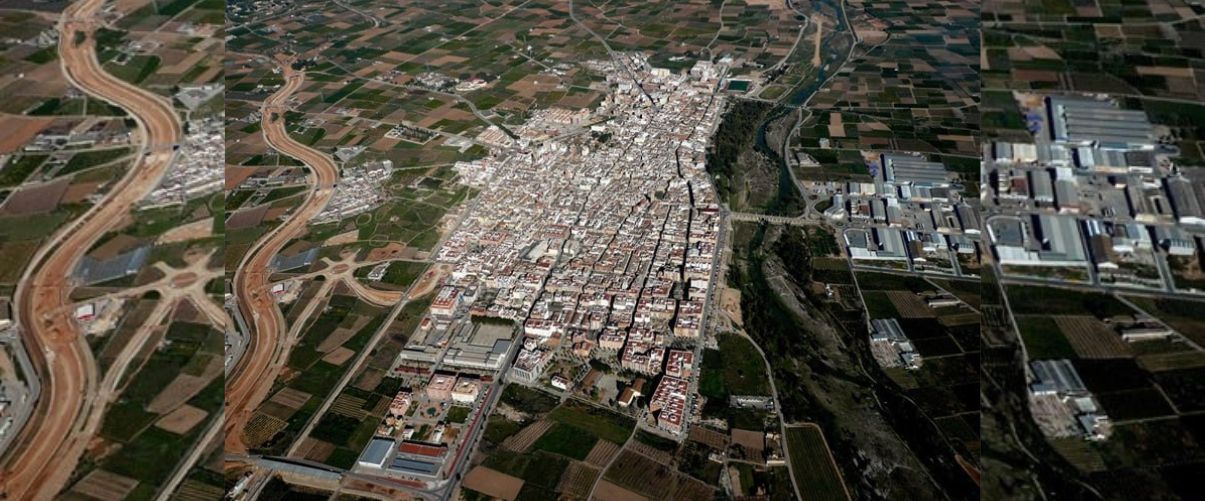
[225,65,340,453]
[0,0,183,497]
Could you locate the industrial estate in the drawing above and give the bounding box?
[0,0,1201,500]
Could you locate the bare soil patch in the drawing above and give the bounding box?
[354,367,385,392]
[584,439,622,468]
[366,242,407,262]
[1055,315,1130,359]
[324,229,360,246]
[146,356,221,413]
[157,218,214,245]
[463,466,525,501]
[322,346,356,366]
[61,180,104,204]
[592,479,647,501]
[0,116,51,153]
[70,469,139,501]
[154,404,209,434]
[225,204,269,230]
[0,177,69,215]
[316,326,358,353]
[268,387,313,409]
[409,263,450,299]
[730,428,765,454]
[298,437,337,463]
[688,426,729,450]
[886,291,935,318]
[225,166,259,190]
[501,419,552,452]
[718,287,743,326]
[557,461,601,499]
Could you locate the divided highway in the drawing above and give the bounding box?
[226,65,340,453]
[0,0,183,497]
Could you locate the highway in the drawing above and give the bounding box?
[226,63,341,454]
[1,0,183,497]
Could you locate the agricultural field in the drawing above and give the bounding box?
[576,0,804,71]
[729,462,796,501]
[985,0,1205,104]
[225,92,478,262]
[295,294,437,469]
[1123,295,1205,348]
[785,424,850,501]
[301,380,398,469]
[0,11,74,116]
[65,320,224,500]
[170,437,225,501]
[0,1,218,500]
[467,388,637,501]
[803,0,980,157]
[601,448,716,500]
[856,272,982,471]
[243,294,389,456]
[1005,285,1205,495]
[698,332,777,431]
[354,259,428,290]
[699,333,772,400]
[0,147,149,295]
[547,399,635,445]
[98,0,225,93]
[228,0,612,124]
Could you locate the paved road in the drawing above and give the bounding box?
[333,0,381,27]
[226,63,341,454]
[1,0,183,497]
[568,0,655,109]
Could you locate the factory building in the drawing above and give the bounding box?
[881,153,950,187]
[1046,96,1154,151]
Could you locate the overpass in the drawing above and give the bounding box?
[727,211,821,227]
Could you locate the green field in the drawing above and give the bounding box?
[500,384,559,415]
[532,422,598,460]
[1006,286,1132,318]
[446,405,472,424]
[88,322,223,493]
[548,400,634,444]
[1015,315,1077,360]
[253,295,387,456]
[356,260,428,288]
[0,155,46,187]
[482,450,570,501]
[785,425,848,501]
[0,240,39,284]
[860,291,899,319]
[59,147,132,177]
[700,333,773,401]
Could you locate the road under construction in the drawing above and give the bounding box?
[225,62,343,454]
[0,0,184,497]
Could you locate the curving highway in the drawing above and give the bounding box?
[225,64,341,454]
[0,0,183,497]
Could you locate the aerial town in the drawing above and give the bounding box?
[0,0,1203,500]
[348,54,727,488]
